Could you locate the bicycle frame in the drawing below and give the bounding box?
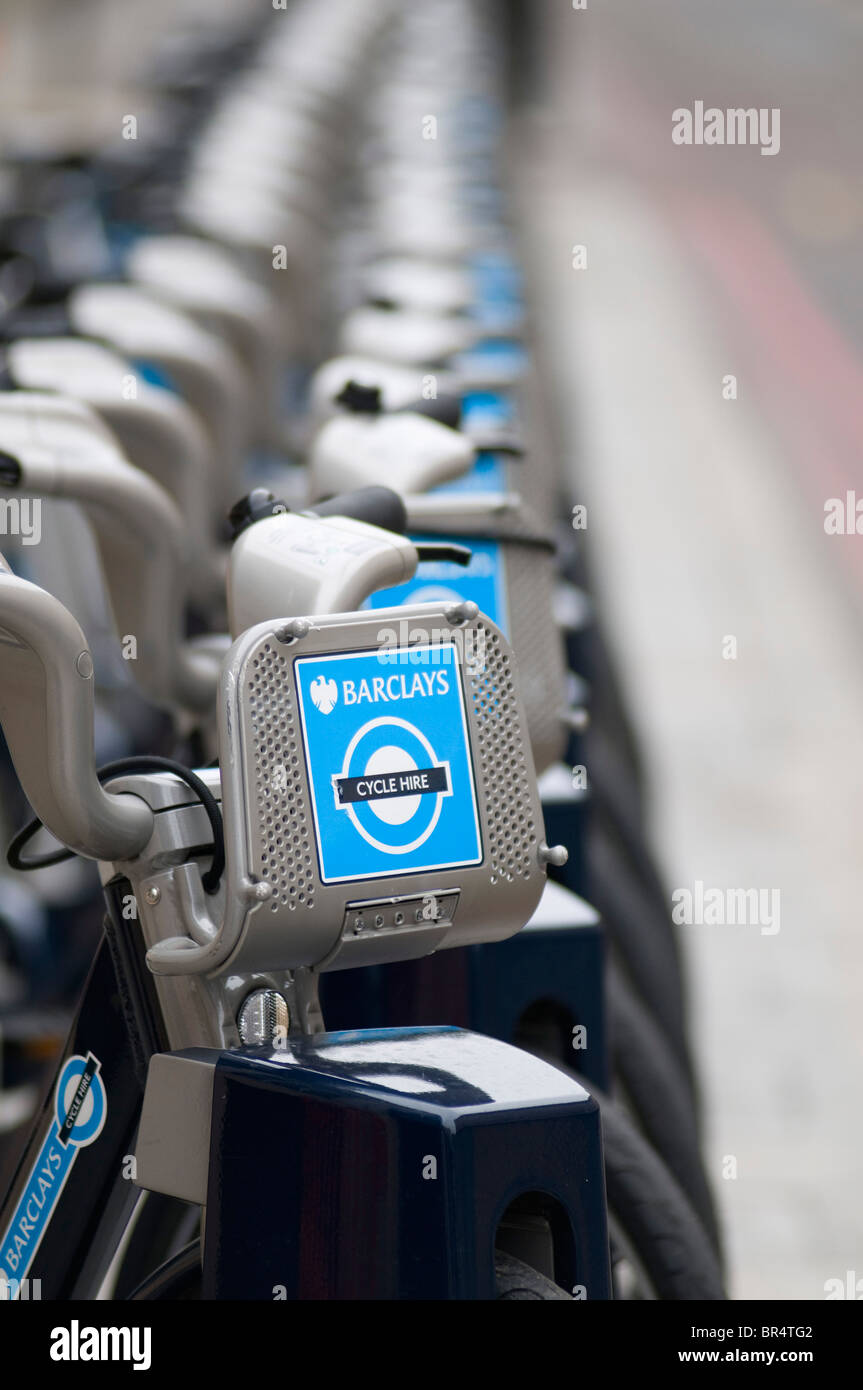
[0,890,612,1299]
[0,599,612,1300]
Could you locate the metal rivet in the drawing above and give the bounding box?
[444,600,478,626]
[276,618,310,644]
[76,650,94,679]
[144,885,161,905]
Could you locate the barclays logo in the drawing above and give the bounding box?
[309,675,338,714]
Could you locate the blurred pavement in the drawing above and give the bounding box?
[518,0,863,1300]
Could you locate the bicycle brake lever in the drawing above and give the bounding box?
[466,430,525,457]
[414,542,472,566]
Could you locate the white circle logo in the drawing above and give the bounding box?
[334,716,451,855]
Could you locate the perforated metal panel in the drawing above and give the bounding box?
[218,607,550,975]
[405,502,569,774]
[505,545,568,774]
[463,621,536,884]
[244,640,316,916]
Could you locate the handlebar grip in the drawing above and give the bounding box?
[305,486,408,536]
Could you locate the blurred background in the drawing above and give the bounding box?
[0,0,860,1301]
[514,0,863,1299]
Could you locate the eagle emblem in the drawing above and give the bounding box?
[309,675,338,714]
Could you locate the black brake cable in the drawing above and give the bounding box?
[7,756,225,895]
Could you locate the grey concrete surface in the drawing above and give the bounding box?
[517,0,863,1300]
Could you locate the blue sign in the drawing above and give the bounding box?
[131,358,180,395]
[367,535,508,635]
[470,297,522,333]
[470,251,524,306]
[0,1053,107,1294]
[294,643,482,884]
[431,450,506,496]
[460,390,515,431]
[452,337,528,381]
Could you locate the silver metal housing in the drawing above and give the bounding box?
[404,493,569,774]
[212,603,549,977]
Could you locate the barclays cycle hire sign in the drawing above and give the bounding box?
[294,643,482,884]
[1,1052,107,1294]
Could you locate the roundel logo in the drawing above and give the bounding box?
[309,674,338,714]
[0,1050,108,1294]
[332,716,451,855]
[55,1053,107,1148]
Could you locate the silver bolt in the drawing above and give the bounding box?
[238,990,290,1046]
[144,885,161,906]
[539,842,569,868]
[253,881,274,901]
[444,600,478,626]
[276,618,310,643]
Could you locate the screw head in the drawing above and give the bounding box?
[444,600,478,626]
[276,618,310,644]
[144,885,161,906]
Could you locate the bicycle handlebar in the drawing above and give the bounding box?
[0,397,219,713]
[0,562,154,862]
[308,491,472,565]
[304,485,408,534]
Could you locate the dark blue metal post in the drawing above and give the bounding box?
[200,1028,611,1300]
